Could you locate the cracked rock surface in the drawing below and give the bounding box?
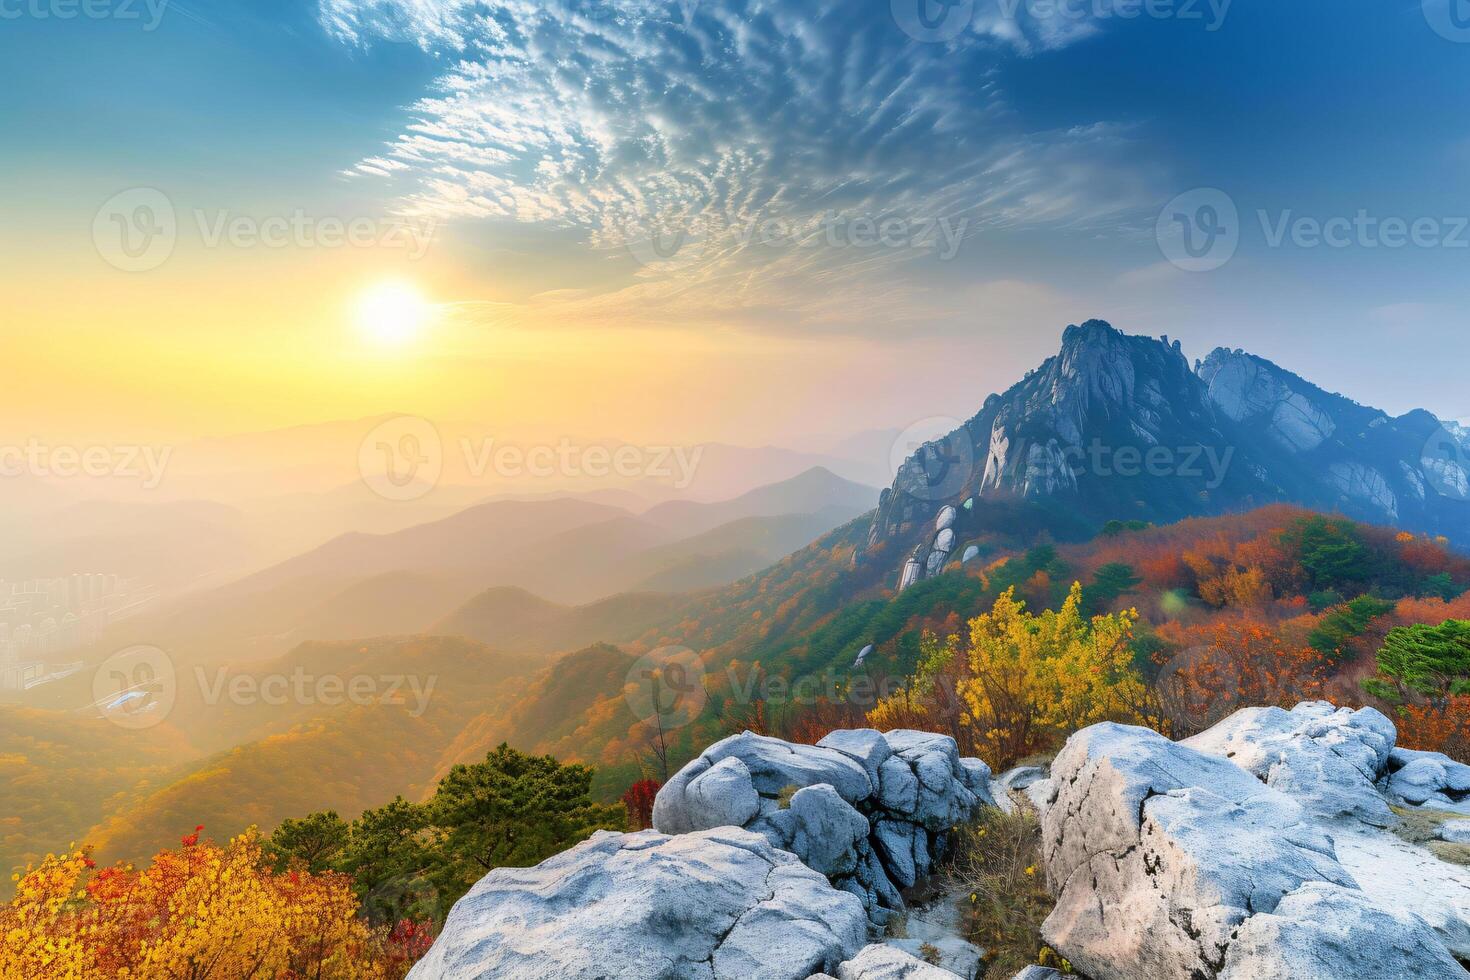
[1042,717,1469,979]
[406,827,867,980]
[653,729,994,916]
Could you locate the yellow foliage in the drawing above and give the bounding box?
[871,583,1151,767]
[0,830,418,980]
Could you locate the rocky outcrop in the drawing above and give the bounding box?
[406,827,867,980]
[653,729,993,916]
[1181,701,1397,826]
[1388,745,1470,812]
[1041,711,1470,979]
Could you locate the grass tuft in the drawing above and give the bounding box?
[945,795,1059,976]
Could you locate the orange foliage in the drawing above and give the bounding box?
[1154,619,1329,737]
[1397,697,1470,763]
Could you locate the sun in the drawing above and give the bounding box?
[355,280,435,346]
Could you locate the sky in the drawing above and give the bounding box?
[3,0,1469,447]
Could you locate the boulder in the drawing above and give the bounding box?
[655,729,993,916]
[1008,970,1063,980]
[755,784,870,878]
[835,944,962,979]
[1443,819,1470,844]
[1387,746,1470,808]
[883,938,979,979]
[1182,701,1396,826]
[407,827,867,980]
[1040,722,1467,980]
[1221,881,1466,978]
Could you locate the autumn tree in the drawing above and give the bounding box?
[1154,620,1328,737]
[0,828,421,980]
[872,584,1150,767]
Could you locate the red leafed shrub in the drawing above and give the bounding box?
[622,779,661,830]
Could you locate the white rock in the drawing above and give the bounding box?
[960,545,979,563]
[1183,701,1397,826]
[763,784,871,878]
[1332,825,1470,959]
[997,766,1046,792]
[836,944,962,979]
[1442,819,1470,844]
[409,828,868,980]
[935,506,957,532]
[819,728,893,792]
[1040,722,1463,980]
[653,755,761,835]
[884,938,980,979]
[1221,881,1466,979]
[655,729,993,919]
[1387,747,1470,806]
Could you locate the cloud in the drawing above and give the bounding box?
[320,0,1165,334]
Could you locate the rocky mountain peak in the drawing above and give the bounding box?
[860,319,1470,591]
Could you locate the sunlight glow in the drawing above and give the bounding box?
[355,281,434,347]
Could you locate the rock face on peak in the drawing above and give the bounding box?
[652,728,994,917]
[1040,706,1470,980]
[406,827,868,980]
[863,319,1470,590]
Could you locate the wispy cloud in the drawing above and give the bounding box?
[320,0,1164,334]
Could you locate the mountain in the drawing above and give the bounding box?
[861,319,1470,590]
[639,467,877,536]
[432,588,692,654]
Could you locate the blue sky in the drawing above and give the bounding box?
[4,0,1469,441]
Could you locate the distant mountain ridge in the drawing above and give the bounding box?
[863,319,1470,589]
